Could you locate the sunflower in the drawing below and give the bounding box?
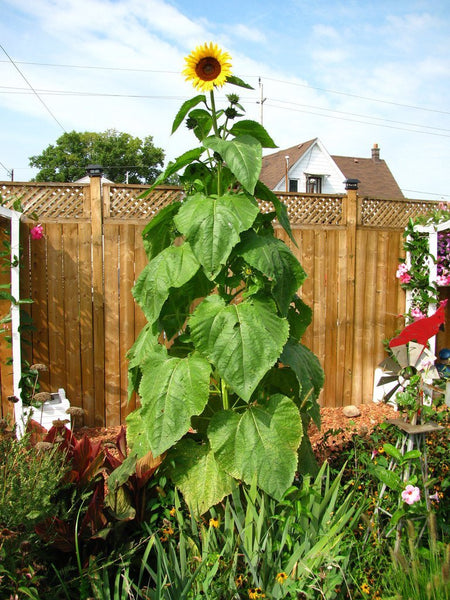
[183,42,232,91]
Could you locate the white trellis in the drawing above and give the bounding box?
[410,219,450,355]
[373,218,450,404]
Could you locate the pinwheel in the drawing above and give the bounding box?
[377,341,440,404]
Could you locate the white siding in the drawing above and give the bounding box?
[274,139,346,193]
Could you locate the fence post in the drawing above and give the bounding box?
[343,185,358,404]
[89,174,105,426]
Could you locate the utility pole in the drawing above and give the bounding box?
[258,77,266,125]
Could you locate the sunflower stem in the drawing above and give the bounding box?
[209,89,223,195]
[221,378,229,411]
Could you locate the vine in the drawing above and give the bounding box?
[396,202,450,322]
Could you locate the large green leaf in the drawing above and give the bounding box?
[132,243,200,324]
[288,296,313,341]
[171,94,206,134]
[374,466,402,491]
[208,395,303,499]
[229,120,277,148]
[159,269,214,340]
[174,192,259,279]
[204,135,262,195]
[280,339,324,404]
[128,351,211,457]
[141,202,181,260]
[225,75,254,90]
[237,230,307,314]
[188,108,213,141]
[150,147,205,189]
[190,295,289,401]
[169,439,234,515]
[127,322,161,398]
[255,180,295,246]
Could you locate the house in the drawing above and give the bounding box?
[260,138,404,199]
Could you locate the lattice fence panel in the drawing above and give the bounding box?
[107,185,184,219]
[361,198,440,228]
[0,183,86,219]
[260,193,344,225]
[107,187,344,226]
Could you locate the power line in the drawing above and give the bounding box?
[0,45,66,132]
[1,58,447,116]
[262,76,450,116]
[0,85,188,101]
[0,59,179,75]
[269,97,450,134]
[0,160,13,179]
[265,100,450,138]
[1,84,448,138]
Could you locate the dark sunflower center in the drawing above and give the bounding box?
[195,57,221,81]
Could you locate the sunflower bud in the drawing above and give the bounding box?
[226,93,240,104]
[225,107,239,119]
[186,116,198,130]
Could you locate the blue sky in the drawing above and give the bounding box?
[0,0,449,199]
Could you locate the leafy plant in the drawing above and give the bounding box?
[104,425,164,523]
[382,516,450,600]
[126,43,324,514]
[131,462,359,599]
[0,430,67,598]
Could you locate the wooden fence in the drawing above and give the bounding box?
[0,180,440,426]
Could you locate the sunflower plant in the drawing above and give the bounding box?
[124,43,324,514]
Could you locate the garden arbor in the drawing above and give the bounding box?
[0,206,23,433]
[407,218,450,355]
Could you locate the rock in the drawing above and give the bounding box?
[342,405,361,418]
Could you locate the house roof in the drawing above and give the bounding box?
[331,154,404,199]
[260,139,405,199]
[260,139,317,189]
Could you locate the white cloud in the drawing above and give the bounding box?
[0,0,449,200]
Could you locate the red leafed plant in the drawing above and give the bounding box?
[34,425,108,557]
[103,426,164,523]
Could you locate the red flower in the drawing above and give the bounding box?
[30,224,44,240]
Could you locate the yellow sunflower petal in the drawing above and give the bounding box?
[183,42,232,91]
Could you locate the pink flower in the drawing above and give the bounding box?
[401,485,420,505]
[396,263,408,278]
[399,273,411,284]
[410,307,426,320]
[436,274,450,286]
[30,224,44,240]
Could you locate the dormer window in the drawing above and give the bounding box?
[306,175,322,194]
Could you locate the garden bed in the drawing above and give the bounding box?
[75,402,400,457]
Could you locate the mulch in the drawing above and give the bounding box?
[74,402,400,457]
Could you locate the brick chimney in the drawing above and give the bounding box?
[372,143,380,162]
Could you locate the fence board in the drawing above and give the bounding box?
[104,224,121,426]
[46,223,66,392]
[62,223,82,409]
[119,224,137,420]
[78,222,95,425]
[30,224,50,389]
[0,180,441,426]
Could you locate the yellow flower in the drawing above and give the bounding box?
[209,517,219,528]
[169,506,177,517]
[248,588,265,599]
[183,42,232,92]
[361,582,370,595]
[275,572,288,584]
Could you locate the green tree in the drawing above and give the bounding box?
[29,129,165,184]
